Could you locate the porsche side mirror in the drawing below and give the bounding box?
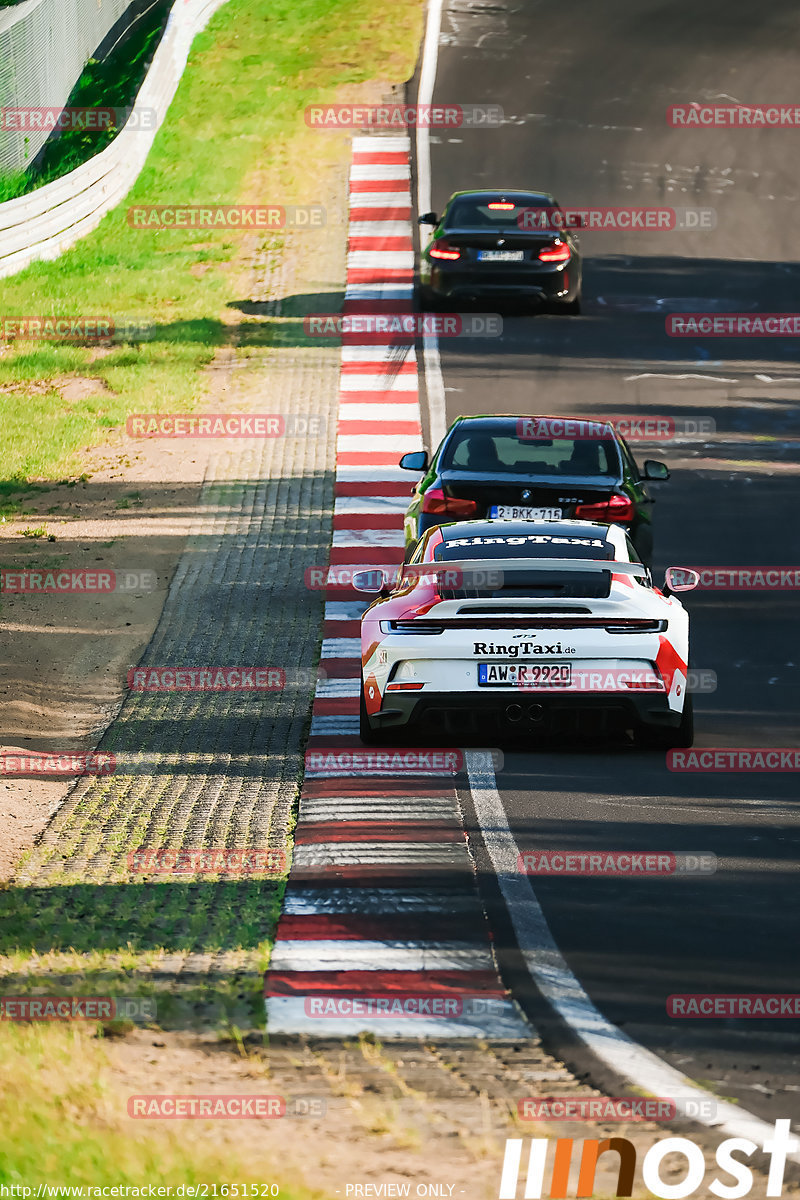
[417,212,438,226]
[663,567,699,595]
[643,460,670,481]
[352,569,388,594]
[399,450,428,472]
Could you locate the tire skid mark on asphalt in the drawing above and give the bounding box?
[263,134,531,1038]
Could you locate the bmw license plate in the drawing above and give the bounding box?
[490,505,561,520]
[477,250,524,262]
[478,663,572,687]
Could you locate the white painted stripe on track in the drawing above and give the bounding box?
[415,0,447,453]
[338,406,421,425]
[624,373,740,382]
[300,796,458,810]
[300,805,460,823]
[335,466,413,482]
[349,221,412,237]
[346,193,412,208]
[334,495,409,515]
[300,813,459,827]
[344,282,414,297]
[265,996,531,1040]
[294,843,470,865]
[319,637,361,658]
[352,135,410,152]
[342,345,417,362]
[347,250,415,269]
[282,888,480,915]
[339,374,419,391]
[310,715,360,736]
[270,940,494,971]
[315,678,360,698]
[324,601,368,619]
[350,163,411,181]
[465,750,800,1151]
[336,434,421,452]
[331,529,405,547]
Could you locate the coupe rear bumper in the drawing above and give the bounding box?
[368,689,682,740]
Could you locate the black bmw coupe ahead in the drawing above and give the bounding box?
[417,190,582,313]
[400,415,670,565]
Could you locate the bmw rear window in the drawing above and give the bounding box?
[444,199,555,228]
[441,430,620,476]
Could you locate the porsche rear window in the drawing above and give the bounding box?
[442,431,619,476]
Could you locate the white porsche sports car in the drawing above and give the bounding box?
[355,519,697,749]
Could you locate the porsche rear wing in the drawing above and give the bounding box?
[402,558,648,579]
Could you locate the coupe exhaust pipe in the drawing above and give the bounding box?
[505,704,523,723]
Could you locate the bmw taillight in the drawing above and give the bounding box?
[429,239,461,261]
[538,239,571,263]
[421,487,478,518]
[574,494,636,523]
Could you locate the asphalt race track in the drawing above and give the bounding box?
[415,0,800,1127]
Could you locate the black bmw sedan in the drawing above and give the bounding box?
[400,415,670,565]
[417,190,582,312]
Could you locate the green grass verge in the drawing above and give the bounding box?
[0,0,422,504]
[0,1024,318,1190]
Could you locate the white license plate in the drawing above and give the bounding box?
[478,662,572,688]
[490,505,561,520]
[477,250,524,262]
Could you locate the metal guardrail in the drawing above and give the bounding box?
[0,0,138,173]
[0,0,230,279]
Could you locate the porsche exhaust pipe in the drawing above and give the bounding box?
[527,704,545,723]
[505,704,523,723]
